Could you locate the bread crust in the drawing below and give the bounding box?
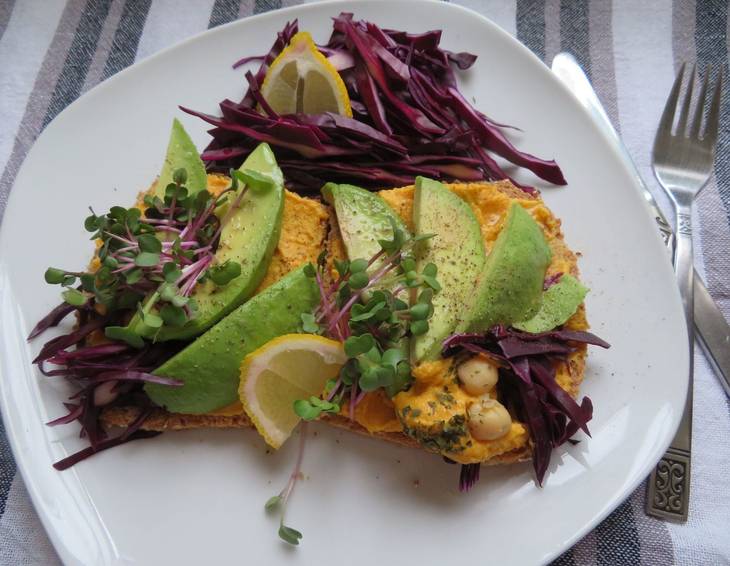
[100,405,531,464]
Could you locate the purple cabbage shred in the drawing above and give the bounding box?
[29,309,184,469]
[459,463,481,492]
[186,13,567,193]
[443,325,609,487]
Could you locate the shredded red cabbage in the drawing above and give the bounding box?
[53,425,161,470]
[459,463,481,492]
[29,304,183,469]
[186,13,566,193]
[27,302,78,340]
[32,316,108,364]
[443,325,609,486]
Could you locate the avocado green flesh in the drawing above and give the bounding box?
[412,177,486,362]
[456,203,552,334]
[141,143,285,341]
[155,118,208,198]
[514,274,588,333]
[145,265,319,414]
[322,182,409,264]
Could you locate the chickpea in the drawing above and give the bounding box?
[457,356,499,396]
[468,397,512,441]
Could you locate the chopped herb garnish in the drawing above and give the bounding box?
[401,413,470,455]
[437,391,456,408]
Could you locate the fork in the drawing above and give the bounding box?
[646,63,722,522]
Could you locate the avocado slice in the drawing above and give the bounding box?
[513,274,588,333]
[412,177,486,362]
[136,142,285,341]
[322,182,410,266]
[145,265,319,414]
[456,203,552,334]
[155,118,208,198]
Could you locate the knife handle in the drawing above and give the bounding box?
[646,208,695,523]
[651,203,730,398]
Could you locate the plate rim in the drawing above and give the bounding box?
[0,1,688,564]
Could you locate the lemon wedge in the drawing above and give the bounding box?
[260,31,352,117]
[239,334,346,448]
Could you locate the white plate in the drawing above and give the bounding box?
[0,1,688,564]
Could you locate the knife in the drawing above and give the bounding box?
[551,52,730,397]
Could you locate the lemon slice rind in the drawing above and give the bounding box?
[260,31,352,118]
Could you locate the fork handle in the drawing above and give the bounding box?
[673,211,696,344]
[646,207,694,521]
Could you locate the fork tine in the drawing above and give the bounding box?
[656,62,687,140]
[690,64,711,139]
[703,66,723,146]
[676,64,696,136]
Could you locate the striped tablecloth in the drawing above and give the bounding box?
[1,1,729,564]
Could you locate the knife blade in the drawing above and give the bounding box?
[694,278,730,397]
[551,52,730,396]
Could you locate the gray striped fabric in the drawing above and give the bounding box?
[1,1,728,564]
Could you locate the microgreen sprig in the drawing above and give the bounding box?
[265,422,308,545]
[300,219,440,417]
[293,396,340,420]
[43,167,261,345]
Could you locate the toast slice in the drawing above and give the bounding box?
[100,179,588,466]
